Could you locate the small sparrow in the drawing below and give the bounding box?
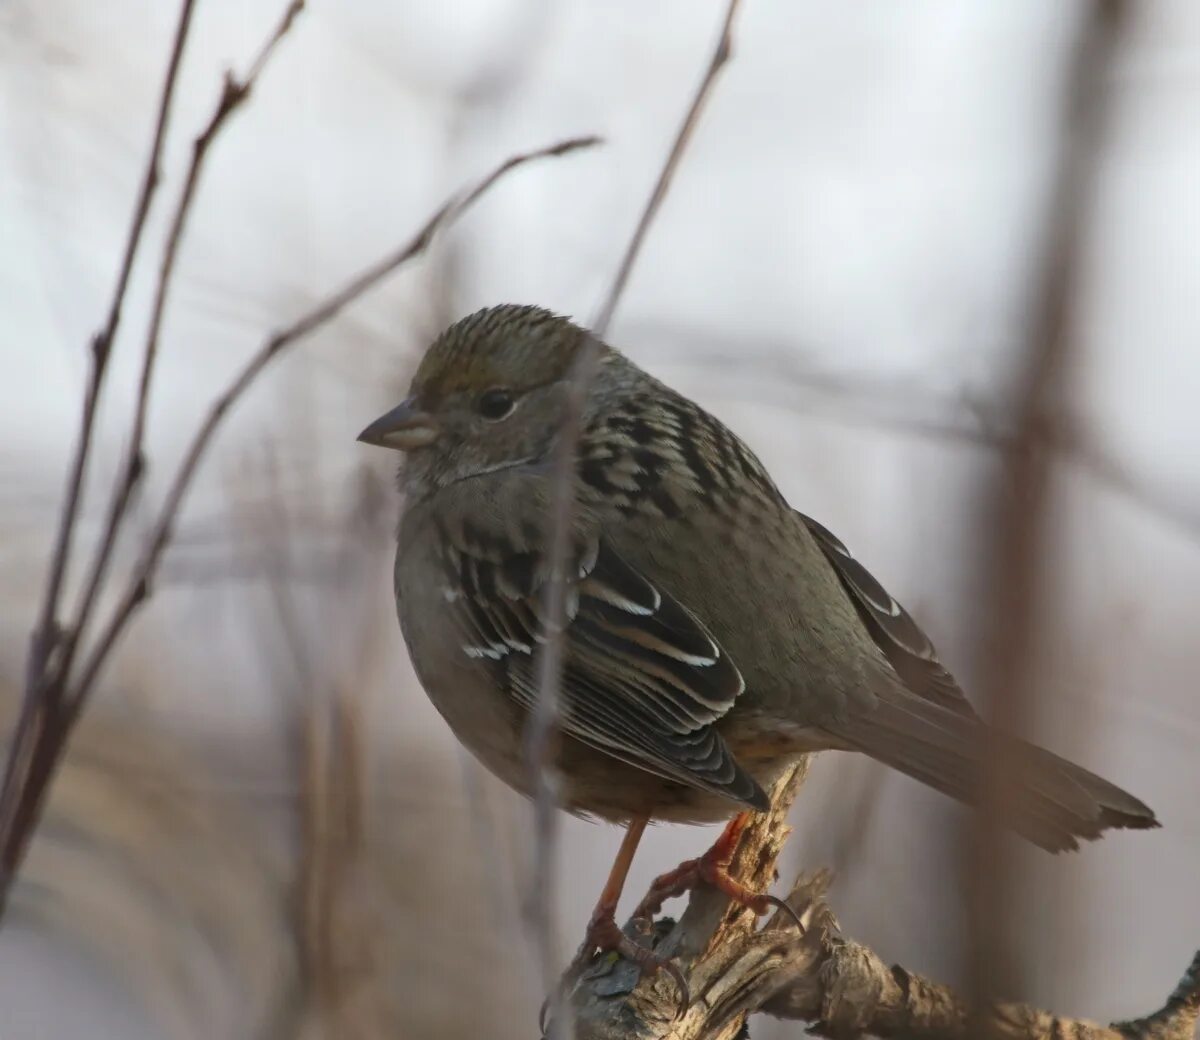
[359,304,1157,992]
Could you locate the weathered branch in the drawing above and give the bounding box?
[558,762,809,1039]
[559,767,1199,1039]
[762,877,1200,1040]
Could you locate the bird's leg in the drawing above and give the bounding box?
[550,815,689,1018]
[633,811,801,927]
[573,814,647,960]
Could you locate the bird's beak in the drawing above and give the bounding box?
[356,398,439,451]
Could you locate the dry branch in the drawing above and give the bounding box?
[761,880,1200,1040]
[557,769,1200,1039]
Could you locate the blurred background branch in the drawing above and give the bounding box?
[969,0,1131,1003]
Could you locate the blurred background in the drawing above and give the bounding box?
[2,1,1198,1037]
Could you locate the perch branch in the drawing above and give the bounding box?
[763,874,1200,1040]
[552,761,809,1040]
[562,860,1200,1040]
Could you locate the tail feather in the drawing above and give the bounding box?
[830,693,1159,852]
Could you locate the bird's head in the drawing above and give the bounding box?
[358,305,622,495]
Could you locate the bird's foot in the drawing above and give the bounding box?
[633,812,804,929]
[540,902,689,1034]
[575,903,690,1003]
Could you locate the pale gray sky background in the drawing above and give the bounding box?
[1,2,1198,1037]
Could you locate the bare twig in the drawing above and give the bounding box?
[245,0,305,83]
[0,0,199,897]
[524,0,744,1026]
[968,0,1129,1001]
[0,0,306,923]
[592,0,742,334]
[67,133,599,714]
[32,0,198,658]
[0,6,597,920]
[66,0,305,713]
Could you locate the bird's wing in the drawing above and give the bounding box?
[797,511,978,720]
[437,522,769,810]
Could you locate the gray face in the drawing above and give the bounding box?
[358,304,622,498]
[396,376,575,497]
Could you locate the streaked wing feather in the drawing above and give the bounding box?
[799,511,978,720]
[439,526,767,809]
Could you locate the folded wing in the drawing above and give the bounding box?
[439,526,768,810]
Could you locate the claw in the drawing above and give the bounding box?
[656,957,690,1017]
[760,891,805,932]
[539,909,690,1035]
[633,812,802,934]
[538,990,556,1037]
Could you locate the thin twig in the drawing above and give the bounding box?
[525,0,744,1031]
[66,0,305,702]
[0,0,199,909]
[246,0,305,83]
[0,0,306,920]
[66,133,599,719]
[0,55,595,920]
[31,0,198,654]
[593,0,741,335]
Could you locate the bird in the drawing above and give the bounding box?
[358,303,1158,998]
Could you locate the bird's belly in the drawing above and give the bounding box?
[401,618,534,798]
[393,541,532,797]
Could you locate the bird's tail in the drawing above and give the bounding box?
[830,692,1158,852]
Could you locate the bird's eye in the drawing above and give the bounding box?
[477,388,515,421]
